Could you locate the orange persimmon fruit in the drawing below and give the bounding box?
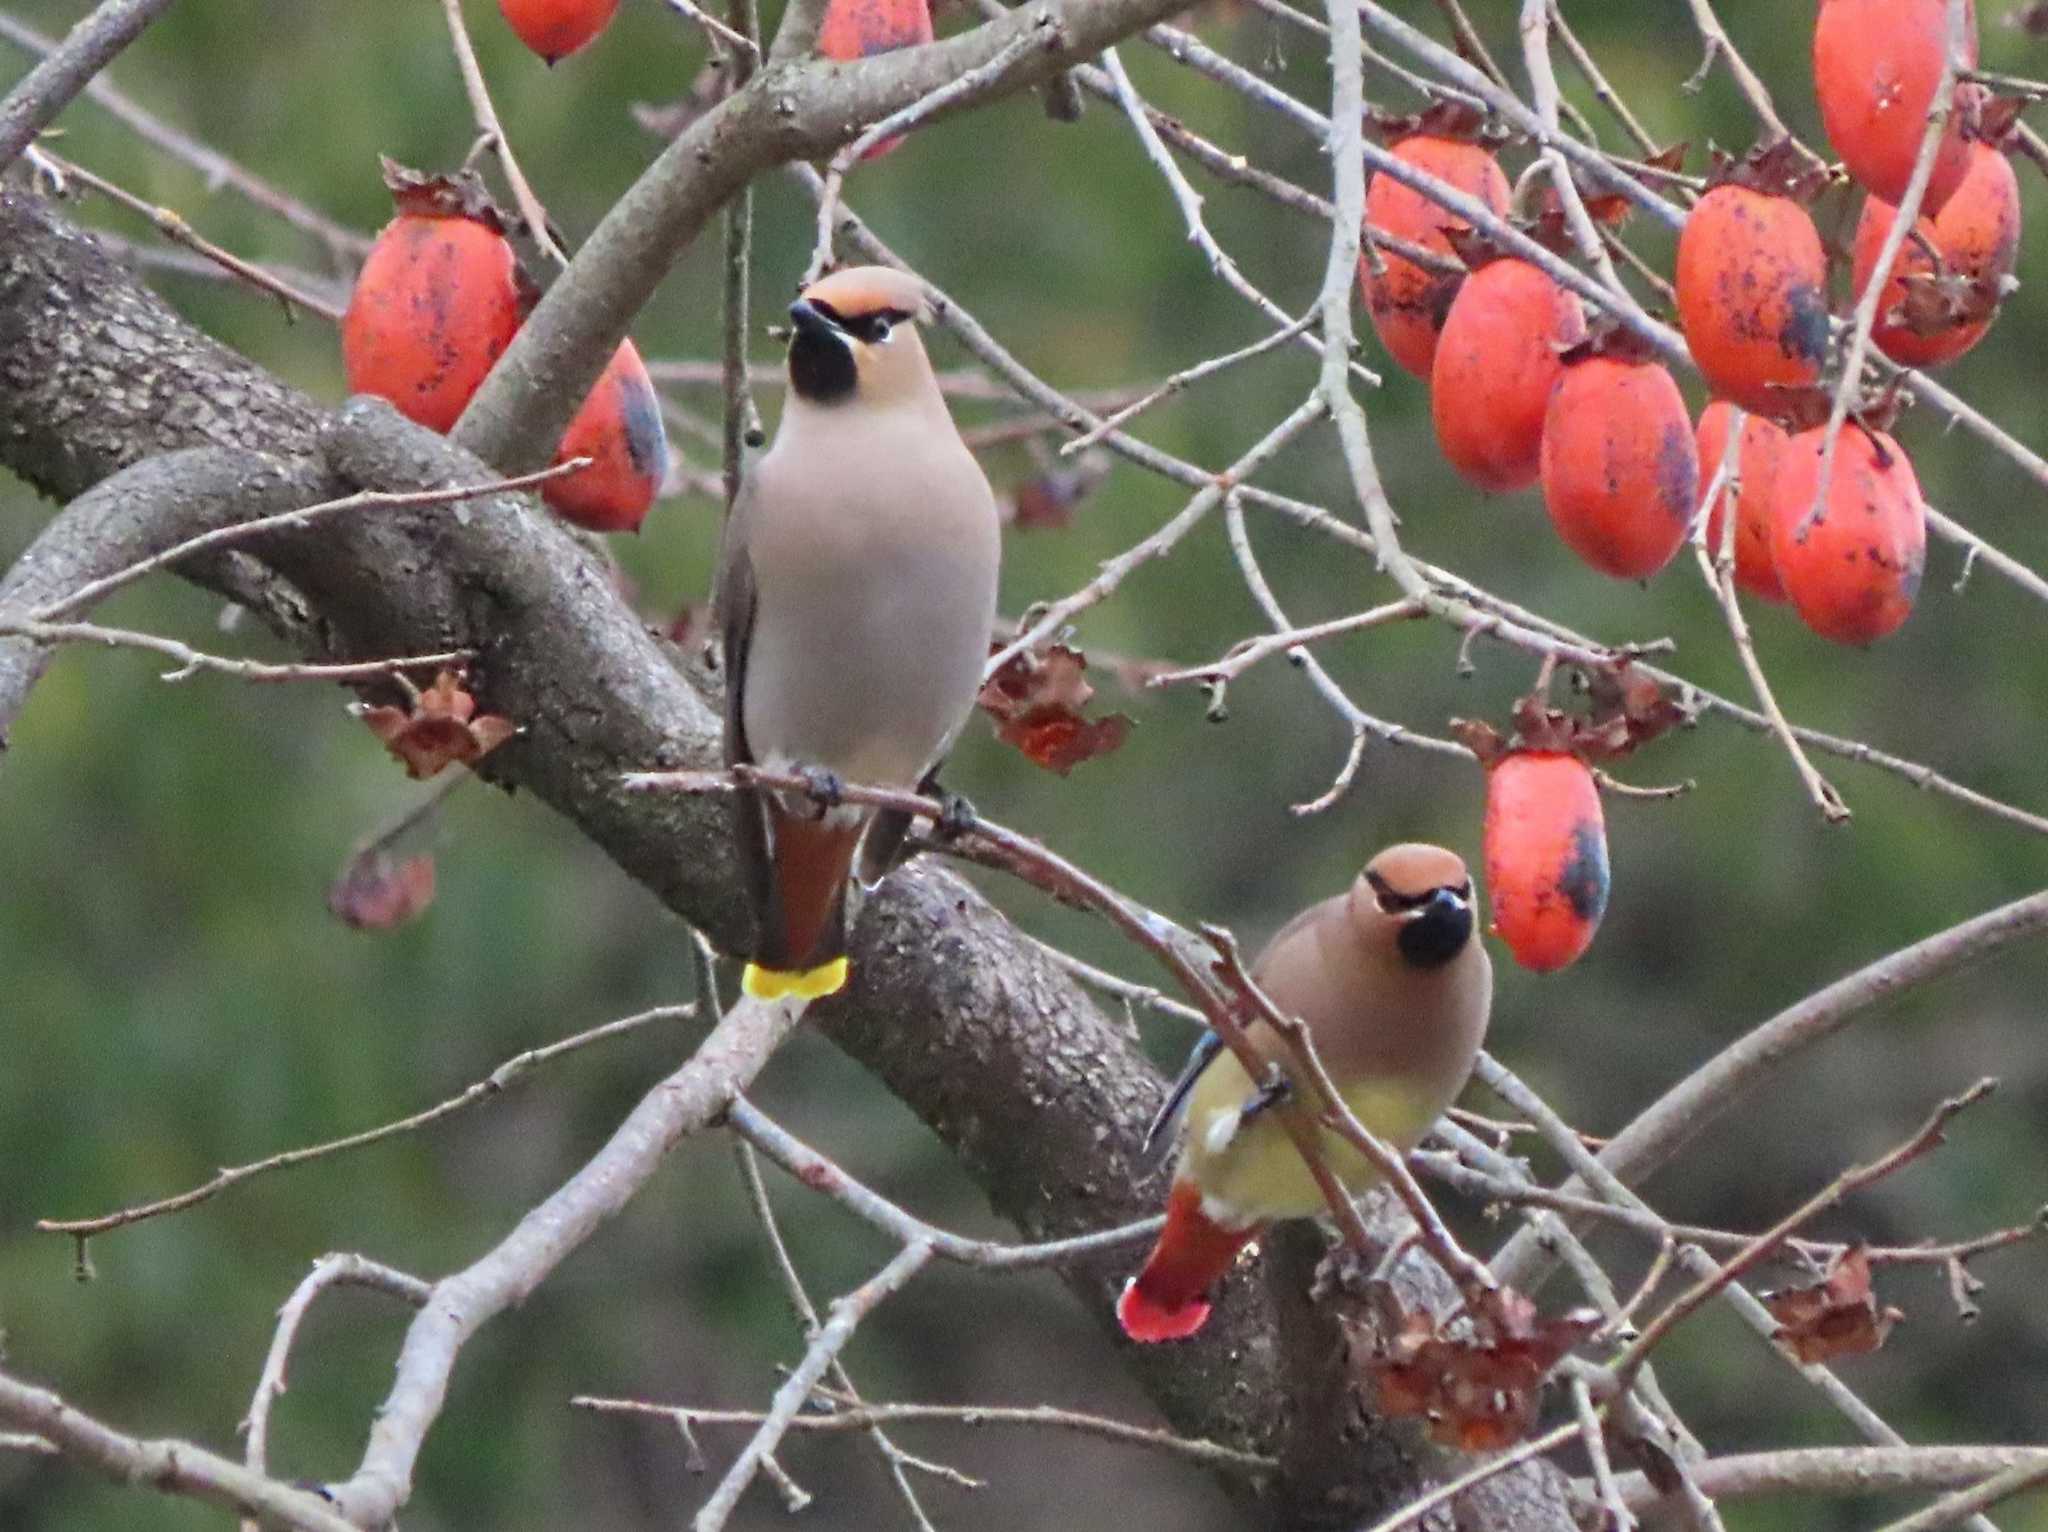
[818,0,935,159]
[1850,140,2020,369]
[1697,402,1791,603]
[1676,181,1829,415]
[544,340,670,533]
[1771,424,1928,645]
[1360,135,1512,378]
[1539,347,1697,580]
[1431,258,1585,494]
[1814,0,1978,215]
[341,168,529,435]
[497,0,621,63]
[1482,750,1608,974]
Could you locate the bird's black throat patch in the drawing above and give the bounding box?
[788,328,857,404]
[1397,895,1473,969]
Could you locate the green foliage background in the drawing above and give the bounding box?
[2,1,2046,1527]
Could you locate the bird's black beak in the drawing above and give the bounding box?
[786,298,858,404]
[787,298,841,343]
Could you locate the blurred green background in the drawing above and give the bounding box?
[3,0,2047,1527]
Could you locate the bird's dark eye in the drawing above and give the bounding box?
[850,314,893,345]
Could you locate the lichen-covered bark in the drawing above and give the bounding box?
[0,187,1575,1530]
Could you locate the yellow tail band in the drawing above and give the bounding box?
[742,956,850,1003]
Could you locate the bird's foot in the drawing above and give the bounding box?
[933,789,978,841]
[796,765,845,813]
[1238,1074,1293,1125]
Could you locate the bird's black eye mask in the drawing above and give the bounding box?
[806,300,915,345]
[787,300,917,403]
[1365,870,1473,915]
[1367,871,1476,968]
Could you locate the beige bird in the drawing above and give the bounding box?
[715,266,1001,1003]
[1118,843,1493,1342]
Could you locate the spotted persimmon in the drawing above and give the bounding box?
[1851,141,2020,369]
[1539,344,1697,580]
[818,0,934,159]
[1771,424,1927,645]
[498,0,621,63]
[1431,258,1585,494]
[1482,750,1608,974]
[1676,168,1829,416]
[544,340,670,533]
[1697,402,1790,603]
[1814,0,1978,215]
[1360,134,1511,378]
[341,164,531,435]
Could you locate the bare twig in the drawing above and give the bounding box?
[1871,1457,2048,1532]
[39,1003,689,1239]
[0,0,179,168]
[691,1242,935,1532]
[1691,413,1850,823]
[240,1254,430,1532]
[985,394,1328,678]
[1796,0,1969,545]
[1572,1377,1635,1532]
[1609,1446,2048,1512]
[1148,598,1424,689]
[28,461,588,623]
[36,151,343,320]
[731,1128,946,1521]
[322,994,802,1528]
[574,1394,1279,1475]
[721,0,762,506]
[808,25,1047,283]
[438,0,566,266]
[729,1096,1159,1268]
[1676,0,1816,158]
[1612,1081,1996,1389]
[1098,46,1374,384]
[0,1367,356,1532]
[1361,1422,1579,1532]
[659,0,761,59]
[0,616,467,688]
[1060,313,1316,457]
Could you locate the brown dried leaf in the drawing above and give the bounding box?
[1889,268,2011,336]
[1704,137,1832,203]
[380,156,517,235]
[977,642,1133,775]
[1763,1247,1905,1364]
[1008,449,1113,532]
[328,851,436,931]
[1457,666,1690,771]
[361,671,516,780]
[1363,1288,1600,1451]
[629,64,726,141]
[1967,91,2027,147]
[1365,100,1508,148]
[1559,317,1666,368]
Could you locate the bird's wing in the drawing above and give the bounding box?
[714,489,777,939]
[1144,1029,1226,1158]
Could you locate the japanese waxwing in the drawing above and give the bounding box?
[1118,843,1492,1342]
[714,265,1001,1003]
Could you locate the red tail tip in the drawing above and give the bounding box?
[1117,1277,1213,1343]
